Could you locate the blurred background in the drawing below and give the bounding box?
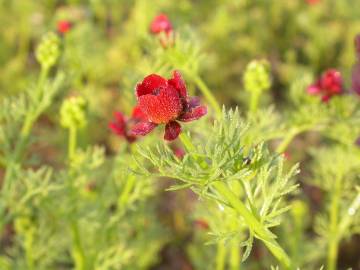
[0,0,360,269]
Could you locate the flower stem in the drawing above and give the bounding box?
[276,125,310,154]
[212,181,291,268]
[2,66,49,195]
[327,174,342,270]
[68,126,77,161]
[190,74,222,118]
[249,90,261,113]
[66,126,86,270]
[216,241,226,270]
[179,132,291,268]
[338,192,360,235]
[71,221,86,270]
[229,239,241,270]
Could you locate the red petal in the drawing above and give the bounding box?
[168,70,187,99]
[131,105,148,121]
[131,121,157,136]
[164,121,182,141]
[109,111,126,135]
[187,96,200,110]
[138,86,182,124]
[307,82,321,95]
[57,20,72,34]
[320,69,343,95]
[136,74,167,97]
[178,106,207,122]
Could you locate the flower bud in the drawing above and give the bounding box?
[35,32,60,69]
[243,60,271,93]
[60,96,87,129]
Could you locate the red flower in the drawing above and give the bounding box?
[194,219,209,230]
[306,0,320,5]
[173,147,186,159]
[131,71,207,141]
[150,14,173,35]
[109,106,147,143]
[307,69,343,102]
[150,14,174,48]
[57,20,72,34]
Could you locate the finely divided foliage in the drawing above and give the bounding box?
[134,109,299,262]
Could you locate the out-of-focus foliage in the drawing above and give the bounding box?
[0,0,360,269]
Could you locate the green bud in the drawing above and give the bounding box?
[243,59,271,93]
[35,32,61,69]
[60,96,87,129]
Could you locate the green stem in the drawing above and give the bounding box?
[327,174,342,270]
[179,132,291,268]
[66,126,86,270]
[249,90,260,113]
[118,175,136,208]
[71,221,86,270]
[216,241,226,270]
[68,126,77,161]
[276,125,310,154]
[229,239,241,270]
[189,74,222,118]
[24,229,35,270]
[213,181,291,268]
[338,192,360,236]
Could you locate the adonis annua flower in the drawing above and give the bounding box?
[130,71,207,141]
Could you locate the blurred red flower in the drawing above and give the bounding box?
[150,14,174,48]
[307,69,343,102]
[194,219,209,230]
[109,106,147,143]
[131,71,207,141]
[173,147,186,159]
[57,20,72,34]
[150,14,173,35]
[306,0,320,5]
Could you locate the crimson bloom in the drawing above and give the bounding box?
[131,71,207,141]
[306,0,320,5]
[109,106,147,143]
[150,14,173,35]
[57,20,72,34]
[307,69,343,102]
[150,14,174,48]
